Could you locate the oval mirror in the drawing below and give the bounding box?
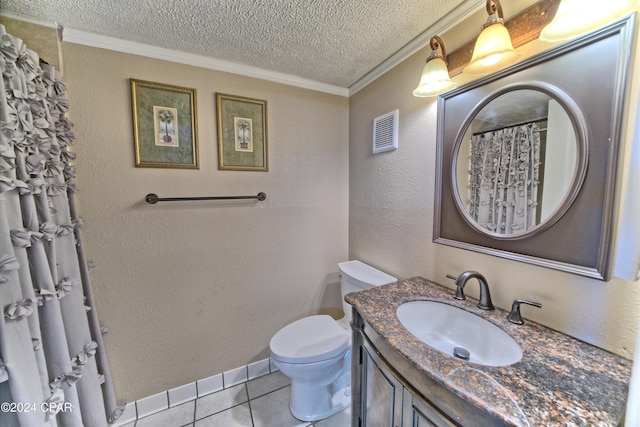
[452,85,588,239]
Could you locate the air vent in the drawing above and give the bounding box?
[373,109,399,154]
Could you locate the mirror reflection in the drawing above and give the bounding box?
[454,89,578,237]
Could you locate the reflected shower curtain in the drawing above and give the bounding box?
[0,26,121,426]
[467,123,541,235]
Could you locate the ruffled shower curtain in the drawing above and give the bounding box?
[0,26,121,426]
[467,122,542,235]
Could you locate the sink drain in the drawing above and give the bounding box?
[453,346,470,361]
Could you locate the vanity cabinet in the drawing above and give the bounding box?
[347,278,632,426]
[352,309,459,427]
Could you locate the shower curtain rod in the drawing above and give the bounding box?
[145,192,267,204]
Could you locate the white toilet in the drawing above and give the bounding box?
[269,260,397,421]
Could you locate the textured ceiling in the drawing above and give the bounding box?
[1,0,472,88]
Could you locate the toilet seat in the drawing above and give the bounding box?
[270,315,349,364]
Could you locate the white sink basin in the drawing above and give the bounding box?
[396,301,522,367]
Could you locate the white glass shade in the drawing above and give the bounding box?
[413,56,456,97]
[464,22,520,75]
[540,0,639,42]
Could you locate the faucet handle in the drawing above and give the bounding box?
[507,299,542,325]
[446,274,466,300]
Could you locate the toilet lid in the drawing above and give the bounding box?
[270,315,349,364]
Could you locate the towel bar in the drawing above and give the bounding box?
[145,192,266,204]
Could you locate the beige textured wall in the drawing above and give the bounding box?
[61,43,349,403]
[349,31,640,359]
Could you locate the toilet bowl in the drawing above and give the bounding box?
[270,315,351,421]
[269,260,397,421]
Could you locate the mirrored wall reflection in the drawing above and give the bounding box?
[454,89,577,237]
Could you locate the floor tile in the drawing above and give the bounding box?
[135,400,195,427]
[313,407,351,427]
[124,364,352,427]
[250,386,311,427]
[194,402,253,427]
[195,383,248,420]
[246,371,290,400]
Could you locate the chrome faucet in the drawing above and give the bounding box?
[446,271,495,311]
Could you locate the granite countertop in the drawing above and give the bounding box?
[345,277,632,427]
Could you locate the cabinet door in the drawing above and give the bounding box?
[403,391,457,427]
[360,344,404,427]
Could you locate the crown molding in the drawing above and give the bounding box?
[1,11,349,97]
[62,28,349,97]
[347,0,484,96]
[0,11,58,29]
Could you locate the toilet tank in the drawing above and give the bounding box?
[338,260,397,324]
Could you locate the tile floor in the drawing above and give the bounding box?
[122,371,351,427]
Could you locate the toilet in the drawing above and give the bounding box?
[269,260,397,421]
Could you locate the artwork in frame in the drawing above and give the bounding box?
[216,93,268,171]
[130,79,199,169]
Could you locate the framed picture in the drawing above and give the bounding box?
[216,93,268,171]
[130,79,199,169]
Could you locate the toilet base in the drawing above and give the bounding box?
[289,382,351,422]
[286,351,352,422]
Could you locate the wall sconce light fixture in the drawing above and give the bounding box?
[464,0,521,75]
[413,36,456,97]
[540,0,639,42]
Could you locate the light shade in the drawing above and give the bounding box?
[464,0,520,75]
[413,57,457,97]
[540,0,639,42]
[413,36,456,97]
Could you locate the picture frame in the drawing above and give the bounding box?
[216,93,268,171]
[131,79,199,169]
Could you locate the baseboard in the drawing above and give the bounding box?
[110,357,277,425]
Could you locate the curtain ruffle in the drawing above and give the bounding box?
[72,342,98,367]
[35,288,57,306]
[56,277,78,299]
[4,298,36,321]
[0,176,28,193]
[39,221,57,241]
[10,228,43,248]
[43,389,65,421]
[27,176,45,194]
[108,406,127,424]
[50,365,83,391]
[0,254,19,283]
[0,357,7,382]
[49,341,98,392]
[56,223,74,236]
